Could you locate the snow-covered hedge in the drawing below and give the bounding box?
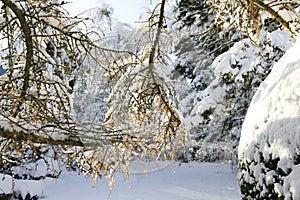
[238,36,300,199]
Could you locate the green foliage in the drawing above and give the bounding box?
[176,0,213,27]
[174,0,239,91]
[0,194,12,200]
[239,153,291,199]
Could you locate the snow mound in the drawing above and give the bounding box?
[238,36,300,199]
[0,176,45,199]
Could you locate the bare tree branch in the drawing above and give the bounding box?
[149,0,166,65]
[2,0,33,102]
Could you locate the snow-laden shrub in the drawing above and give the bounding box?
[184,30,293,162]
[239,36,300,199]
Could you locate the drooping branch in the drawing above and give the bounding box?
[2,0,33,98]
[0,127,83,146]
[253,0,293,33]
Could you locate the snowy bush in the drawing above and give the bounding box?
[239,36,300,199]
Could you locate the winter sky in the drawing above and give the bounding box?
[66,0,160,24]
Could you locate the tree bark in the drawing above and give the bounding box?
[149,0,166,66]
[0,126,83,146]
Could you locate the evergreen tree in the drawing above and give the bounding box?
[173,0,299,162]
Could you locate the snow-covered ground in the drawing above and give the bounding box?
[41,162,240,200]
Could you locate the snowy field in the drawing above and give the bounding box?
[42,162,240,200]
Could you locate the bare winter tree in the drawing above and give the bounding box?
[0,0,187,197]
[76,0,187,187]
[0,1,97,194]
